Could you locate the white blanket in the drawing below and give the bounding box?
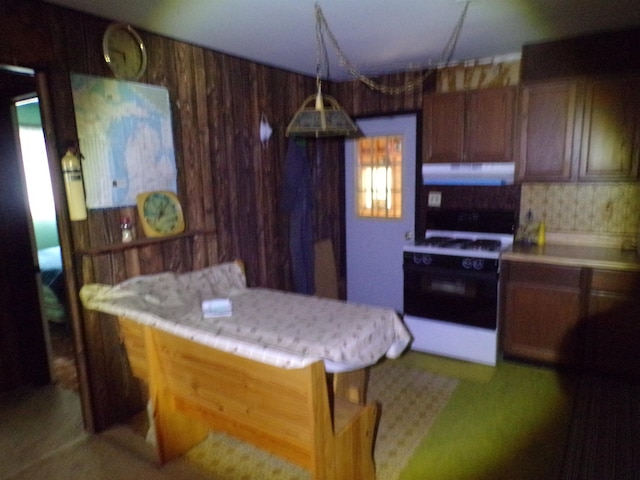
[80,262,411,372]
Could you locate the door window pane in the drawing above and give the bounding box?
[356,135,402,218]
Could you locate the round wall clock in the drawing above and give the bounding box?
[103,23,147,80]
[136,191,185,238]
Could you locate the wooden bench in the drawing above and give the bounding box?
[117,316,379,480]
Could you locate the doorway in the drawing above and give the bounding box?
[0,66,84,459]
[344,114,418,312]
[16,96,78,392]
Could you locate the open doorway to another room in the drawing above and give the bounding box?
[15,97,78,393]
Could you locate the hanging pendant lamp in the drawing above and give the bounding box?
[286,83,358,137]
[286,4,358,137]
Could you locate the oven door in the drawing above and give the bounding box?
[403,260,499,330]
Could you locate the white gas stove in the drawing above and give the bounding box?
[403,210,516,365]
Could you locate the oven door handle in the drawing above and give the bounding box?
[403,263,498,282]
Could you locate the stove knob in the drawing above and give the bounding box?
[414,253,432,265]
[472,259,485,270]
[462,257,474,269]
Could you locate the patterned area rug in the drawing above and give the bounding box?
[186,358,458,480]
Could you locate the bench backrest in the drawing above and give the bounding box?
[126,319,335,477]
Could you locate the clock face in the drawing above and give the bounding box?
[137,191,185,237]
[103,24,147,80]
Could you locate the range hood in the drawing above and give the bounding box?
[422,162,515,186]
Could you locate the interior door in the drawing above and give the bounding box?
[0,94,51,392]
[345,114,417,312]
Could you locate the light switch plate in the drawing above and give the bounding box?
[428,191,442,207]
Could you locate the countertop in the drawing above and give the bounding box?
[502,243,640,272]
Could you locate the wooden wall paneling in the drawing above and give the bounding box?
[80,308,108,429]
[243,61,267,287]
[220,55,263,286]
[145,34,177,89]
[251,64,269,286]
[80,253,120,430]
[241,61,265,285]
[254,66,277,287]
[86,210,114,249]
[55,6,104,79]
[203,49,224,265]
[160,237,191,273]
[0,1,54,67]
[261,65,290,289]
[192,232,217,270]
[193,48,214,236]
[137,243,165,275]
[255,64,299,290]
[174,42,205,231]
[123,249,141,278]
[215,55,241,266]
[219,54,243,262]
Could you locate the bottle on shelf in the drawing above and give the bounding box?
[121,216,134,243]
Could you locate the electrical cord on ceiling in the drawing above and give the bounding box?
[315,1,470,95]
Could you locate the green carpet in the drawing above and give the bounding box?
[184,352,575,479]
[398,352,576,480]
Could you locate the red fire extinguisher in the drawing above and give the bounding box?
[61,144,87,221]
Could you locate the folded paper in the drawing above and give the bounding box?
[202,298,232,317]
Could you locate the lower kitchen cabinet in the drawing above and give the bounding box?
[583,269,640,380]
[500,261,589,366]
[501,261,640,379]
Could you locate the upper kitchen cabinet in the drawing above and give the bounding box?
[423,91,465,163]
[517,75,640,182]
[423,87,516,164]
[517,79,581,182]
[579,76,640,181]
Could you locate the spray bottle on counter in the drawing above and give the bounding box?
[61,144,87,221]
[517,209,535,245]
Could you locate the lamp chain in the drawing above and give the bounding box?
[315,1,470,95]
[315,4,330,92]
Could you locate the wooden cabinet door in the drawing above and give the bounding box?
[466,87,516,163]
[517,80,580,181]
[423,92,465,163]
[583,269,640,380]
[500,261,586,366]
[579,76,640,180]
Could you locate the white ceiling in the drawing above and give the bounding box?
[45,0,640,81]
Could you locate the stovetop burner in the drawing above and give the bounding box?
[420,236,455,247]
[416,237,504,252]
[466,239,503,251]
[405,209,516,258]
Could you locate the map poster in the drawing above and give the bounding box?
[70,73,177,209]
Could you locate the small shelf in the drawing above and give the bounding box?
[77,229,215,257]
